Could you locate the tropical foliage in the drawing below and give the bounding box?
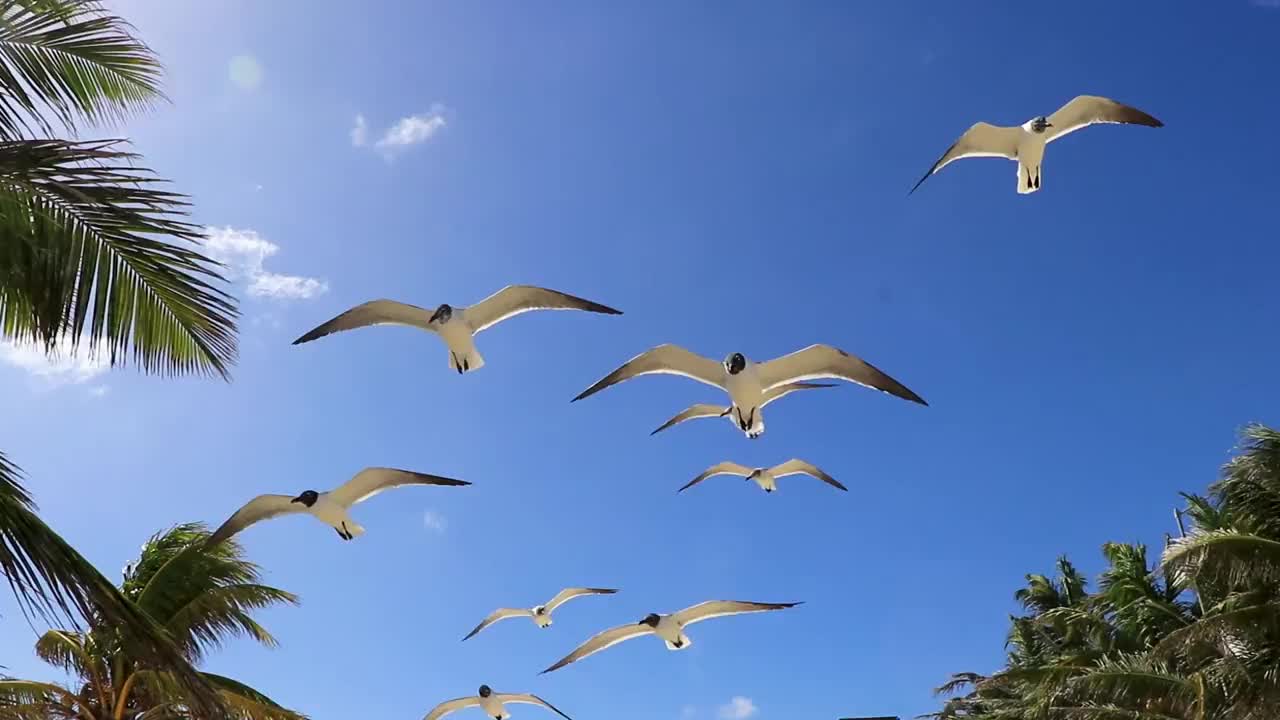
[926,423,1280,720]
[0,523,305,720]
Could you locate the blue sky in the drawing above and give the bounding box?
[3,1,1280,719]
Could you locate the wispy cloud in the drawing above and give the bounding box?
[717,698,757,720]
[351,113,368,147]
[88,385,110,398]
[0,339,109,387]
[423,510,448,534]
[204,226,328,300]
[351,106,448,159]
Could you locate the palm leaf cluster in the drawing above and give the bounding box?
[0,523,305,720]
[926,424,1280,720]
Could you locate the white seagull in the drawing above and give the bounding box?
[463,587,620,641]
[422,685,573,720]
[292,285,622,373]
[573,344,925,438]
[206,467,470,545]
[910,95,1163,195]
[650,381,835,436]
[540,600,802,674]
[680,459,847,494]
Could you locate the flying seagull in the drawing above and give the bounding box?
[910,95,1162,195]
[573,344,925,438]
[463,588,620,641]
[540,600,801,674]
[422,685,573,720]
[680,460,847,494]
[206,467,470,545]
[650,382,835,436]
[292,285,622,373]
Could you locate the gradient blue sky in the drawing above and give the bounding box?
[3,2,1280,719]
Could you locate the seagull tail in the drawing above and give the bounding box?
[447,347,485,374]
[346,522,366,538]
[1017,161,1041,195]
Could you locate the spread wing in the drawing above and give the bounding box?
[463,285,622,334]
[760,381,837,406]
[423,697,482,720]
[292,299,435,344]
[678,462,755,493]
[328,467,470,508]
[756,344,926,406]
[650,403,729,435]
[910,122,1022,194]
[573,344,724,402]
[769,459,847,491]
[672,600,803,627]
[205,495,302,547]
[545,587,619,612]
[539,622,654,674]
[1046,95,1163,145]
[461,608,532,641]
[496,695,574,720]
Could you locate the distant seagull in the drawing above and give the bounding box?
[463,588,619,641]
[680,460,847,494]
[206,467,470,545]
[422,685,573,720]
[650,382,835,436]
[540,600,801,674]
[910,95,1163,195]
[292,285,622,373]
[573,344,925,438]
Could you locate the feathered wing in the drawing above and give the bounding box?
[545,587,619,612]
[292,299,436,344]
[910,122,1023,193]
[672,600,803,627]
[461,608,533,641]
[769,459,848,491]
[573,344,725,402]
[464,285,622,333]
[423,697,482,720]
[205,495,303,547]
[755,344,926,405]
[540,622,655,674]
[328,467,471,508]
[679,462,756,493]
[1046,95,1163,144]
[761,381,837,406]
[497,694,575,720]
[650,403,729,435]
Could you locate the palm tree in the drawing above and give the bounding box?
[0,523,305,720]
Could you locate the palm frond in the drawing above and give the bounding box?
[0,679,81,720]
[32,629,97,680]
[0,0,162,139]
[165,584,299,662]
[203,673,307,720]
[0,138,238,378]
[1161,530,1280,588]
[934,672,989,697]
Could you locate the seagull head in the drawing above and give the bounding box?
[478,685,493,698]
[639,613,662,628]
[1029,116,1053,133]
[723,352,747,375]
[290,490,319,507]
[429,303,454,324]
[533,605,547,616]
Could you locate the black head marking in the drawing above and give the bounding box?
[639,613,662,628]
[430,303,454,324]
[1031,116,1053,133]
[291,490,319,507]
[478,685,492,698]
[534,605,546,616]
[724,352,746,375]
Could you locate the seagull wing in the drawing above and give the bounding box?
[672,600,803,627]
[496,695,575,720]
[760,381,837,407]
[205,495,305,547]
[423,697,481,720]
[678,462,755,493]
[573,344,724,402]
[292,299,435,345]
[650,403,730,435]
[1046,95,1163,144]
[463,285,622,334]
[756,344,926,406]
[461,608,533,641]
[328,467,471,508]
[769,459,848,491]
[910,122,1023,193]
[540,622,655,674]
[545,587,619,612]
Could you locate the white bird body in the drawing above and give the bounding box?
[462,588,619,641]
[532,608,553,628]
[310,494,364,538]
[1014,123,1048,195]
[679,459,847,494]
[650,382,835,436]
[438,314,485,373]
[478,694,508,720]
[747,470,778,493]
[653,614,692,650]
[724,361,768,437]
[421,688,573,720]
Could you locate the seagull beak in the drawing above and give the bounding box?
[1045,122,1054,127]
[289,495,304,504]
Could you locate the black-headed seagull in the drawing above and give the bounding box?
[422,685,573,720]
[680,459,846,494]
[462,587,619,641]
[650,382,835,436]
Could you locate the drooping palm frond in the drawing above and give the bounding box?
[1161,530,1280,589]
[0,679,83,720]
[1212,425,1280,539]
[0,0,163,139]
[203,673,307,720]
[934,672,990,697]
[0,139,238,377]
[33,630,98,681]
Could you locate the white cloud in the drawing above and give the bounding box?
[351,106,448,159]
[423,510,448,534]
[204,227,328,300]
[228,54,263,91]
[0,339,109,387]
[351,114,368,147]
[717,698,757,720]
[88,385,110,398]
